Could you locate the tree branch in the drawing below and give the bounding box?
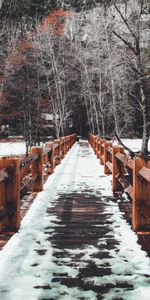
[112,29,137,55]
[114,131,137,158]
[113,3,137,41]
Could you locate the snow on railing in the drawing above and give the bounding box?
[89,134,150,234]
[0,134,76,234]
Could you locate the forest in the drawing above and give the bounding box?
[0,0,149,154]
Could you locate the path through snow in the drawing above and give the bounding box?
[0,141,150,300]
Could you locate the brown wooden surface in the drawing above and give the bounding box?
[112,146,125,194]
[106,161,113,173]
[138,166,150,183]
[115,152,133,170]
[0,134,76,239]
[100,139,105,165]
[133,157,150,231]
[20,161,31,183]
[0,168,9,183]
[31,147,43,192]
[20,153,39,165]
[0,157,20,232]
[104,142,112,175]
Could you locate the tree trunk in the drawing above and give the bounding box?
[98,74,106,136]
[136,52,149,155]
[105,22,120,136]
[140,81,149,155]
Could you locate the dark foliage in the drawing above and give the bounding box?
[0,0,58,21]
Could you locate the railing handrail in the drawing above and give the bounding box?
[89,133,150,233]
[0,134,77,233]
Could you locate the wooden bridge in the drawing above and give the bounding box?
[0,135,150,299]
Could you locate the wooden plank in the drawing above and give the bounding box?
[45,142,54,173]
[104,142,112,174]
[20,174,38,199]
[43,147,52,157]
[139,200,150,217]
[20,162,31,183]
[132,157,150,231]
[115,152,133,170]
[31,147,43,192]
[0,207,8,221]
[0,168,9,183]
[106,161,113,173]
[101,154,104,162]
[54,143,59,149]
[117,175,133,198]
[1,158,21,231]
[117,176,130,189]
[20,153,39,166]
[107,147,112,154]
[138,167,150,183]
[124,185,133,198]
[112,146,125,194]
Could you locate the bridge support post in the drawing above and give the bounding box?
[0,157,20,232]
[104,141,112,174]
[96,138,101,159]
[95,138,99,158]
[54,140,61,165]
[112,145,125,194]
[45,142,55,174]
[100,139,105,165]
[133,156,150,232]
[60,138,65,159]
[31,147,43,192]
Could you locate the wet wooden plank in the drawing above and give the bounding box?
[138,166,150,183]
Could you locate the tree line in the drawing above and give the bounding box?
[0,0,149,154]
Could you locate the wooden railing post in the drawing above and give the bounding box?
[89,134,94,149]
[45,142,54,174]
[104,141,112,174]
[60,137,65,159]
[132,156,150,231]
[69,136,71,150]
[94,136,97,154]
[31,147,43,192]
[112,145,125,193]
[0,157,20,232]
[54,140,61,165]
[92,135,95,149]
[64,137,67,155]
[100,139,105,165]
[96,138,101,159]
[67,137,70,153]
[95,138,99,158]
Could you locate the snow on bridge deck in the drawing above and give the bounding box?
[0,141,150,300]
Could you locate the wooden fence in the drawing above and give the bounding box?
[89,134,150,233]
[0,134,76,233]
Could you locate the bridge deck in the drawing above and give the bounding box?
[0,141,150,300]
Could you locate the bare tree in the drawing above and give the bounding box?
[110,0,150,154]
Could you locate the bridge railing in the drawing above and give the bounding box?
[89,134,150,233]
[0,134,76,233]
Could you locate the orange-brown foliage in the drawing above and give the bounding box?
[19,36,33,52]
[40,8,72,35]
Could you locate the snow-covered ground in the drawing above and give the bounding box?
[0,138,150,157]
[0,141,26,156]
[0,141,150,300]
[121,139,150,152]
